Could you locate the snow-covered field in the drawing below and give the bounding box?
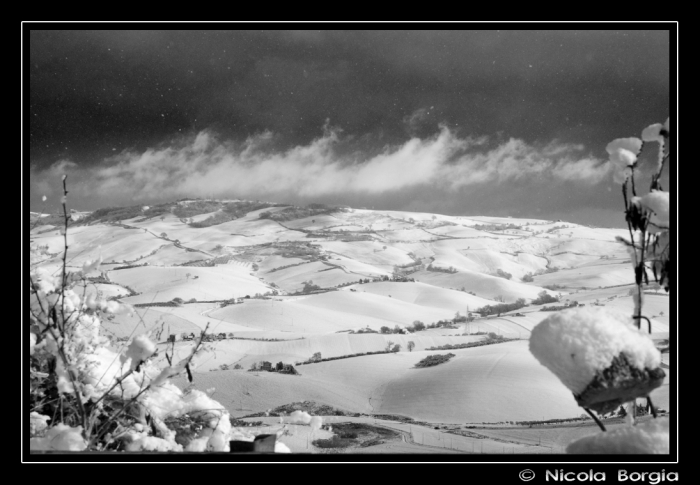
[30,204,672,454]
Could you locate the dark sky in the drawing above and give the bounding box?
[27,28,672,227]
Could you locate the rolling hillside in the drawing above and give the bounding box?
[30,199,671,430]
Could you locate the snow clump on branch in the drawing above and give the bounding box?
[530,307,661,394]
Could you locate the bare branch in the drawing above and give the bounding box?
[584,407,606,432]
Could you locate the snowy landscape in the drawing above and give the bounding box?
[26,28,672,458]
[29,201,670,453]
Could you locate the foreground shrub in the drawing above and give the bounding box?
[529,117,671,453]
[28,179,297,452]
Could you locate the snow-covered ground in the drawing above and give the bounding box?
[29,204,671,453]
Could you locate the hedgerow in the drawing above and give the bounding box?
[414,353,456,368]
[259,203,348,222]
[425,336,517,351]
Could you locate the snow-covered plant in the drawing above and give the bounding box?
[530,118,671,454]
[27,177,273,452]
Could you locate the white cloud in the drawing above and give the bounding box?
[403,108,430,133]
[50,159,79,173]
[30,160,79,200]
[30,126,614,203]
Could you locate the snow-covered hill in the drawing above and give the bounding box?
[29,200,668,425]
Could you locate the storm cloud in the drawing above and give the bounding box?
[28,28,671,226]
